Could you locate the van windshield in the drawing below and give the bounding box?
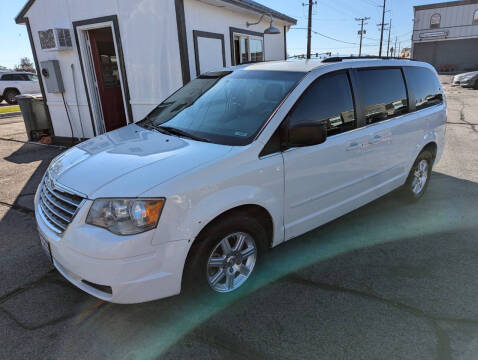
[139,70,305,145]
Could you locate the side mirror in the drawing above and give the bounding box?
[288,121,327,147]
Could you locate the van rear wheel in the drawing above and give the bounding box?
[402,150,433,201]
[184,213,267,295]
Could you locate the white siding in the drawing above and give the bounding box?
[117,0,183,121]
[24,0,290,138]
[27,0,93,138]
[26,0,183,137]
[184,0,287,79]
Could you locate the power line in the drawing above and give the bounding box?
[291,27,372,46]
[358,0,380,7]
[319,0,357,18]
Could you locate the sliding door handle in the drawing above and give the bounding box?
[346,142,362,151]
[368,135,383,145]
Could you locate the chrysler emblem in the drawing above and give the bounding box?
[48,174,56,191]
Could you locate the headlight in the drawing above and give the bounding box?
[86,198,165,235]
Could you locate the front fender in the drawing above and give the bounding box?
[156,185,284,248]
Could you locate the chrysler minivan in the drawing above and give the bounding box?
[35,58,446,303]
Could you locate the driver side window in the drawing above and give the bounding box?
[287,71,356,137]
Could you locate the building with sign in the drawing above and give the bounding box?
[412,0,478,72]
[15,0,296,144]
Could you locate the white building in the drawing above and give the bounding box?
[412,0,478,72]
[15,0,296,144]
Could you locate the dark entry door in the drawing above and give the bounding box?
[88,28,127,132]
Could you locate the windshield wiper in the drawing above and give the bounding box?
[159,126,212,143]
[140,121,170,135]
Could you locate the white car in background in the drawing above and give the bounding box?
[0,71,40,104]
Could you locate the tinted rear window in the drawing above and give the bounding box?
[1,74,28,81]
[403,67,443,110]
[357,68,408,125]
[1,74,15,80]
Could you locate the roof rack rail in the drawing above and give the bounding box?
[322,56,414,63]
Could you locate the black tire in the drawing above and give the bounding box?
[183,212,268,296]
[402,150,434,201]
[4,89,20,105]
[473,80,478,90]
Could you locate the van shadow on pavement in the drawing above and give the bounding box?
[1,164,477,359]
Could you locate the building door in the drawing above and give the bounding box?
[88,28,126,132]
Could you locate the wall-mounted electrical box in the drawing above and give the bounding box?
[40,60,64,93]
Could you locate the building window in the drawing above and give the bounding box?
[232,32,264,65]
[430,13,441,28]
[250,38,264,62]
[474,10,478,25]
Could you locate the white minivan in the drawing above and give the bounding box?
[35,58,446,303]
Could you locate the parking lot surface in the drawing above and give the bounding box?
[0,76,477,360]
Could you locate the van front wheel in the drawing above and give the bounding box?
[403,150,433,201]
[185,213,267,295]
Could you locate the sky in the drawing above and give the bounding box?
[1,0,449,69]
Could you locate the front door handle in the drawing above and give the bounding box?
[346,142,362,151]
[368,135,383,145]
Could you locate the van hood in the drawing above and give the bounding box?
[48,124,232,198]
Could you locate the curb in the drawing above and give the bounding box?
[0,112,22,119]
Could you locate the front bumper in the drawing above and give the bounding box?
[35,190,189,304]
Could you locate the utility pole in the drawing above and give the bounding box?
[394,36,398,57]
[304,0,317,59]
[356,17,370,57]
[386,18,392,57]
[378,0,387,56]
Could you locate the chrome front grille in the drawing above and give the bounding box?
[38,173,84,234]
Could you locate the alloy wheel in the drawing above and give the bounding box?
[206,232,257,293]
[412,159,429,195]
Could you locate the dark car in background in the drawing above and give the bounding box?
[459,72,478,89]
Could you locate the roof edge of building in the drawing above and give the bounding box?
[15,0,34,24]
[220,0,297,25]
[15,0,297,25]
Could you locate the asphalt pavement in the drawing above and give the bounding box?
[0,77,478,360]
